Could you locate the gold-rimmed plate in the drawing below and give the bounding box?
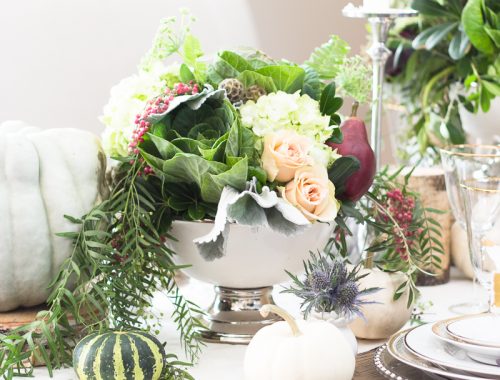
[405,323,500,376]
[445,314,500,349]
[432,316,500,366]
[387,327,492,380]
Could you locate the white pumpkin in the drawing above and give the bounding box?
[244,305,355,380]
[349,268,412,339]
[0,121,106,312]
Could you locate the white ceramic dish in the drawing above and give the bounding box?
[406,323,500,377]
[447,314,500,349]
[432,316,500,366]
[387,328,491,380]
[168,220,333,288]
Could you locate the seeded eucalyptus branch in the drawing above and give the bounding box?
[0,159,204,379]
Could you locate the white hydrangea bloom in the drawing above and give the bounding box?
[100,62,180,157]
[310,143,341,168]
[240,91,333,143]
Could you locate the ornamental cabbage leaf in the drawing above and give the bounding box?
[139,87,261,220]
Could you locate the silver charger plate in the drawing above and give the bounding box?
[387,327,493,380]
[375,344,446,380]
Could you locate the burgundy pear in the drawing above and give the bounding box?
[327,103,376,201]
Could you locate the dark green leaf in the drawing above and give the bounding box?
[319,82,343,116]
[462,0,496,54]
[301,66,322,100]
[411,0,452,17]
[326,128,343,144]
[328,156,361,196]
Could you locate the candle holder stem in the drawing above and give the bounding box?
[367,17,393,171]
[342,6,417,170]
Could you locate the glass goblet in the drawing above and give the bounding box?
[460,178,500,312]
[440,144,500,314]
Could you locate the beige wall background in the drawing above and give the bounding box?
[0,0,367,136]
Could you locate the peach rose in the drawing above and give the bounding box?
[261,131,313,182]
[281,165,339,222]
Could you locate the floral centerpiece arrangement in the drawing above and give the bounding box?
[0,10,443,379]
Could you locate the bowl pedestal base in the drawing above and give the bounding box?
[200,286,281,344]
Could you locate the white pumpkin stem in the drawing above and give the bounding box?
[260,304,302,337]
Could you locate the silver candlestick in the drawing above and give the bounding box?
[342,5,417,170]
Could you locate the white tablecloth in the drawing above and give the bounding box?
[33,268,478,379]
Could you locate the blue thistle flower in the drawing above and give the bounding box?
[284,252,381,320]
[309,270,330,292]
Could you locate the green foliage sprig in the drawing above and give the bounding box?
[0,160,204,379]
[387,0,500,160]
[332,166,445,308]
[140,9,207,84]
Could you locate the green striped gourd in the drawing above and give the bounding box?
[73,331,165,380]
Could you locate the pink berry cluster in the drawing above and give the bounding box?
[128,81,200,155]
[378,188,417,261]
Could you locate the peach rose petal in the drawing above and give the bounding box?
[281,165,339,222]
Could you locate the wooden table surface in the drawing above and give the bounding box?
[354,348,384,380]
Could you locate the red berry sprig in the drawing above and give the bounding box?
[128,81,200,175]
[129,81,200,154]
[378,188,419,261]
